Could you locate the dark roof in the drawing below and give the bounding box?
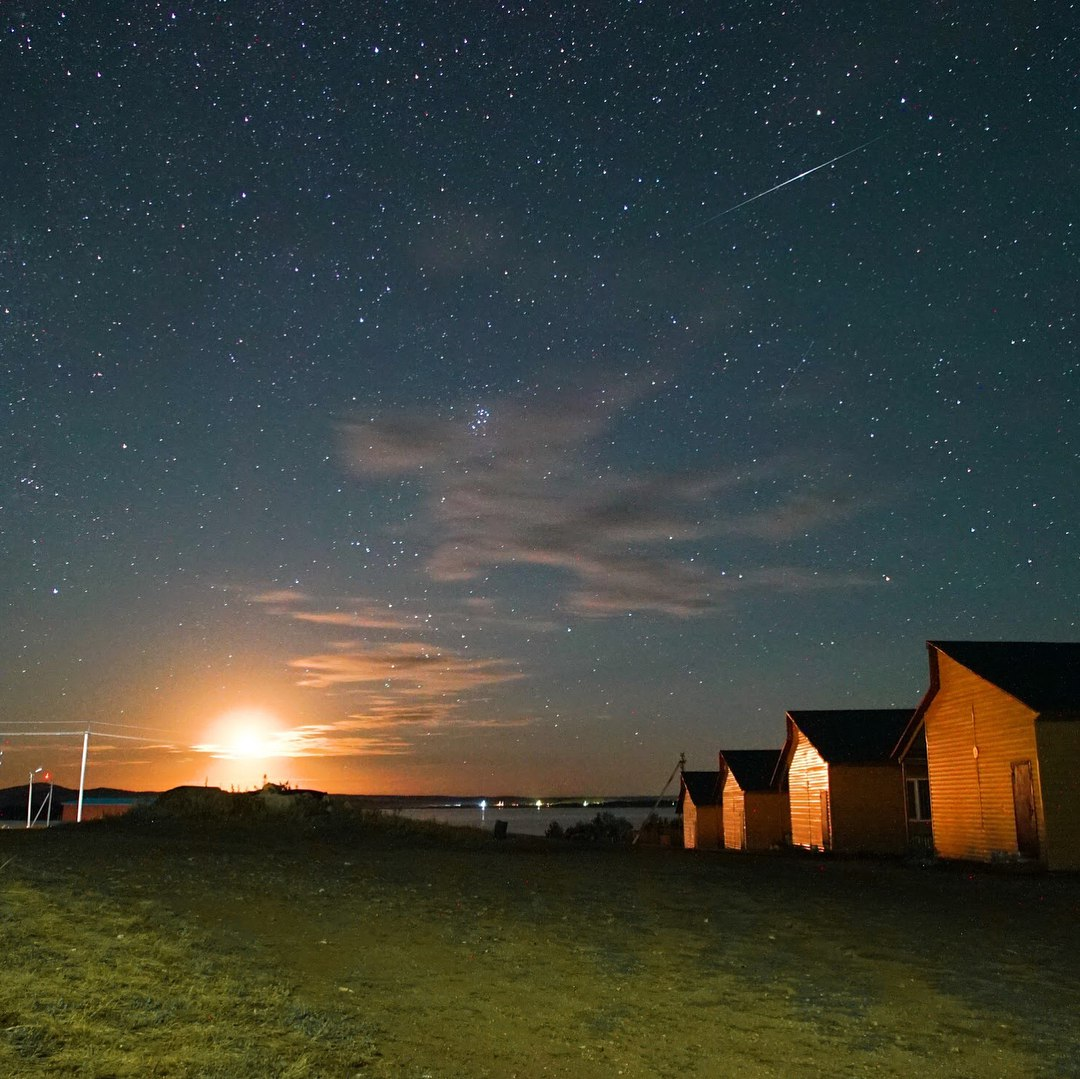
[787,709,912,764]
[719,749,781,792]
[676,771,722,812]
[930,640,1080,713]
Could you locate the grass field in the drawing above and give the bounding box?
[2,801,1078,1077]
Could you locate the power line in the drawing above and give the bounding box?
[0,729,175,744]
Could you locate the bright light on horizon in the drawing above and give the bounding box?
[194,707,287,762]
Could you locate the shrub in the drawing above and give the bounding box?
[548,812,635,845]
[635,812,683,847]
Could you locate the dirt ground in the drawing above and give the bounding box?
[2,812,1079,1077]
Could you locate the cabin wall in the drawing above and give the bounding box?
[788,727,830,850]
[744,790,789,850]
[697,804,722,849]
[682,800,699,849]
[924,652,1042,863]
[60,802,133,822]
[829,764,907,854]
[684,799,722,850]
[1035,718,1080,871]
[722,773,746,850]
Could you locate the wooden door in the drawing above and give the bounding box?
[1011,760,1040,860]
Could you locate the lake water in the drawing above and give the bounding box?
[388,802,673,838]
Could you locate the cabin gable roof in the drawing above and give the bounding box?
[719,749,781,792]
[785,709,913,766]
[928,640,1080,714]
[895,639,1080,759]
[677,770,722,812]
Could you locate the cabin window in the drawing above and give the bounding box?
[906,777,931,822]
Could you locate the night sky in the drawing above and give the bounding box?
[3,4,1076,795]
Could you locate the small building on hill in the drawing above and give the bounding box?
[676,771,722,850]
[718,749,788,851]
[897,640,1080,870]
[258,782,328,812]
[60,796,144,822]
[776,709,912,854]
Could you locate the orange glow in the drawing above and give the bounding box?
[195,707,285,762]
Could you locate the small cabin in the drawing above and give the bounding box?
[676,771,722,850]
[60,797,142,822]
[897,640,1080,870]
[718,749,788,851]
[258,782,328,813]
[777,709,912,854]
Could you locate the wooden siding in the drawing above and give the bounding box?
[829,764,908,854]
[744,790,789,850]
[683,799,722,850]
[787,726,830,850]
[924,651,1042,863]
[722,770,788,850]
[722,771,746,849]
[1035,719,1080,871]
[683,800,699,849]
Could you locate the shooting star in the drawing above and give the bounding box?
[775,341,815,405]
[694,136,881,229]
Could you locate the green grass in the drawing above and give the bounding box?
[3,806,1080,1077]
[0,864,377,1077]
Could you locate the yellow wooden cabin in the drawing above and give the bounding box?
[897,640,1080,870]
[676,771,722,850]
[777,709,912,854]
[718,749,788,850]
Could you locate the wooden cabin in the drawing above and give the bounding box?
[777,709,912,854]
[897,640,1080,870]
[718,749,788,851]
[60,797,141,822]
[676,771,722,850]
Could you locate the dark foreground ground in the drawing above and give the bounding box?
[2,808,1078,1078]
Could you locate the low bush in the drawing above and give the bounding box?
[545,811,635,845]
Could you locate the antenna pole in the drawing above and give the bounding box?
[634,752,686,845]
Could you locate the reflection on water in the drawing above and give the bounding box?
[390,803,670,838]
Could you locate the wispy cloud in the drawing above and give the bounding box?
[244,589,432,633]
[192,723,414,760]
[235,588,532,758]
[245,588,314,606]
[719,492,857,542]
[287,641,524,694]
[189,667,530,761]
[340,384,865,617]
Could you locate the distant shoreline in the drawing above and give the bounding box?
[0,783,675,820]
[343,794,675,810]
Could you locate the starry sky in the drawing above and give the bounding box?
[2,3,1076,796]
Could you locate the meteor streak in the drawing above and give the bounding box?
[696,136,881,227]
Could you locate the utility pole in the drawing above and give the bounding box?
[77,729,89,823]
[26,767,42,829]
[634,752,686,845]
